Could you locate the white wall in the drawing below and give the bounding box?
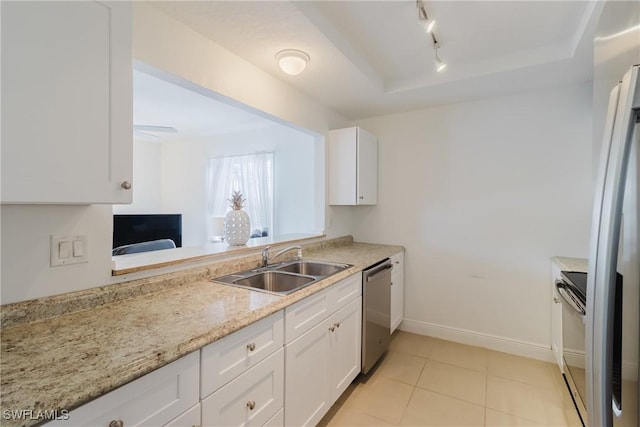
[113,139,162,214]
[351,83,593,354]
[0,4,349,304]
[159,126,318,247]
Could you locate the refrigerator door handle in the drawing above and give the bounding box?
[586,65,640,427]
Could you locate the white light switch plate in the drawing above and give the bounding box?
[51,235,88,267]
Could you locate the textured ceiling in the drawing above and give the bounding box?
[150,1,603,120]
[134,70,277,142]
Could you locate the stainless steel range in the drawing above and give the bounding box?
[556,271,588,425]
[557,270,624,427]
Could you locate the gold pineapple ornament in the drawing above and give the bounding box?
[224,191,251,245]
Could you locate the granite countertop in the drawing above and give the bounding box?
[0,238,403,426]
[552,256,588,273]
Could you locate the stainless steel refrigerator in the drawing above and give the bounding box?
[586,2,639,426]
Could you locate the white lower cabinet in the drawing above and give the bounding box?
[264,409,284,427]
[46,274,364,427]
[48,351,200,427]
[202,349,284,427]
[201,311,284,398]
[164,403,200,427]
[284,318,330,427]
[329,298,362,402]
[390,251,405,333]
[284,275,362,427]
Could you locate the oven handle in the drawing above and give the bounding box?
[556,281,586,316]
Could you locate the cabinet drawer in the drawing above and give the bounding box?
[284,289,330,343]
[329,273,361,311]
[264,408,284,427]
[48,351,199,427]
[202,348,284,427]
[163,403,200,427]
[201,311,283,398]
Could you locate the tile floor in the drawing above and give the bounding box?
[318,331,583,427]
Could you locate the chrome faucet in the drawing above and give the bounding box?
[261,245,303,267]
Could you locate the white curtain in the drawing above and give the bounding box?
[207,153,274,236]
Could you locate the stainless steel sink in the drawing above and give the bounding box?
[273,260,348,277]
[212,259,352,295]
[233,271,316,294]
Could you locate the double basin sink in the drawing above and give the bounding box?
[212,259,352,295]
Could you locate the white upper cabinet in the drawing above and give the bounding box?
[328,127,378,205]
[1,1,133,204]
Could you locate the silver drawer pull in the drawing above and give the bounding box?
[246,400,256,410]
[334,322,340,328]
[394,261,400,264]
[246,342,256,351]
[109,421,124,427]
[329,326,335,332]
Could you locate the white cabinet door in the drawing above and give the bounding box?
[47,352,200,427]
[390,251,405,333]
[284,320,330,427]
[356,128,378,205]
[1,1,133,204]
[328,297,362,404]
[202,349,284,427]
[551,263,564,372]
[328,127,377,205]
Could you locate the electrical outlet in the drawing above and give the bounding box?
[51,235,88,267]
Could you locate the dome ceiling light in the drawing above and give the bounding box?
[276,49,310,76]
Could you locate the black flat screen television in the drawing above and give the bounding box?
[113,214,182,249]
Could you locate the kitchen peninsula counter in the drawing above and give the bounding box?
[0,237,403,426]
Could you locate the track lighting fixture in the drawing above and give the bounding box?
[416,0,447,73]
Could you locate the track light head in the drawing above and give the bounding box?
[434,47,447,73]
[423,19,436,34]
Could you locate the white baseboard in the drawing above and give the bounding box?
[399,319,555,363]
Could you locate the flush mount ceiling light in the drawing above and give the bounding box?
[416,0,447,73]
[276,49,310,76]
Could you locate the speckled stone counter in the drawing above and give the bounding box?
[552,256,588,273]
[0,237,403,427]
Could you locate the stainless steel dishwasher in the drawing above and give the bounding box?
[362,258,392,374]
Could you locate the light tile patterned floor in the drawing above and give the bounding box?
[318,331,583,427]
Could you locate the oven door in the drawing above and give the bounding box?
[557,280,587,425]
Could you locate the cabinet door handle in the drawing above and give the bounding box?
[359,196,364,200]
[246,400,256,410]
[334,322,340,328]
[394,261,400,265]
[120,181,132,190]
[329,326,335,332]
[109,421,124,427]
[553,297,561,304]
[246,342,256,351]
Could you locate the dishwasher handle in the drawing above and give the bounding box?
[365,262,392,282]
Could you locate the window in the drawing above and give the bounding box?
[206,153,274,237]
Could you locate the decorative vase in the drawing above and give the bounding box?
[224,209,250,245]
[224,191,251,246]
